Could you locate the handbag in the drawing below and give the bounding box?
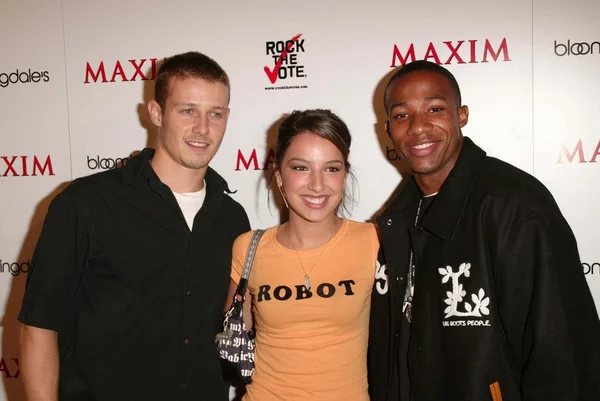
[216,229,265,384]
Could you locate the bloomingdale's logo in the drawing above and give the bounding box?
[0,259,29,277]
[583,262,599,275]
[87,153,136,170]
[0,155,55,177]
[0,69,50,88]
[391,37,511,67]
[554,40,600,56]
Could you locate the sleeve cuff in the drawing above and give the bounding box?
[17,302,62,332]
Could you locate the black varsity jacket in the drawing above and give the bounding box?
[368,137,600,401]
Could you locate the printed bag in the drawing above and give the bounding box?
[216,229,264,384]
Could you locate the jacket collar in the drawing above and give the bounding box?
[121,147,232,194]
[382,136,487,240]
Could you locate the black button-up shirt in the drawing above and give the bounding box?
[18,148,250,401]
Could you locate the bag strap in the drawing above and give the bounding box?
[235,229,265,297]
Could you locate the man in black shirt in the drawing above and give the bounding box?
[369,60,600,400]
[18,52,250,401]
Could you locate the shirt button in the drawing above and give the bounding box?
[386,218,393,226]
[396,276,403,282]
[184,338,190,346]
[185,290,191,297]
[418,227,425,234]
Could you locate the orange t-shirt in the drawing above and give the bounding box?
[230,219,379,401]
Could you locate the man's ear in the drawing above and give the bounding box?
[148,100,163,128]
[458,105,469,128]
[385,120,391,138]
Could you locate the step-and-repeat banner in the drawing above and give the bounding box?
[0,0,598,398]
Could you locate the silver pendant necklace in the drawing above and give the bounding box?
[290,230,334,291]
[303,273,311,291]
[402,197,423,323]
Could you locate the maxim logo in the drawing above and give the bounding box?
[0,155,55,177]
[84,58,159,83]
[0,358,19,378]
[554,40,600,56]
[235,148,275,171]
[557,139,600,163]
[391,38,511,67]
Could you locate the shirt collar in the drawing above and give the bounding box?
[121,147,232,194]
[382,136,487,240]
[121,148,153,185]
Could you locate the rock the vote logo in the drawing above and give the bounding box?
[264,33,308,90]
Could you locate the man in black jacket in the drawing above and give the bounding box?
[369,60,600,401]
[18,52,250,401]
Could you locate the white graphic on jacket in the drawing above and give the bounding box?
[375,260,388,295]
[439,262,490,318]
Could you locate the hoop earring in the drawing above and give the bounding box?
[278,185,289,209]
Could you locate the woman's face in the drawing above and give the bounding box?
[276,132,347,224]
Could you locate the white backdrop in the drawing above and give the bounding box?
[0,0,598,399]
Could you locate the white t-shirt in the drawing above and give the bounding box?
[172,184,206,231]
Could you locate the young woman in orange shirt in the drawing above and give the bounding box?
[226,109,379,401]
